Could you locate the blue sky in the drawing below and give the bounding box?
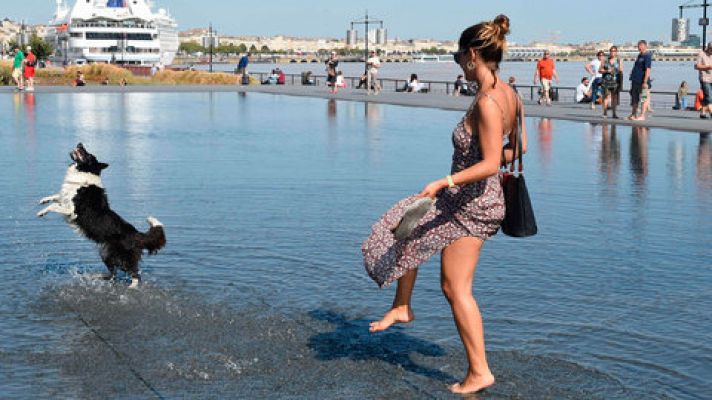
[3,0,696,44]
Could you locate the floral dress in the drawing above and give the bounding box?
[362,97,506,288]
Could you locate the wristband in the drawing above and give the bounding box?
[446,175,456,188]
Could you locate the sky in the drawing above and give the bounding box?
[2,0,698,44]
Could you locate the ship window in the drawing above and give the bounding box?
[86,32,154,41]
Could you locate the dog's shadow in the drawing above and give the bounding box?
[307,310,455,383]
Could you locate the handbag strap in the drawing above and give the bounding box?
[501,96,524,174]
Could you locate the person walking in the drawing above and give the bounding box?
[695,43,712,119]
[628,40,652,121]
[366,50,381,95]
[586,51,605,110]
[12,46,25,91]
[534,50,558,106]
[325,51,339,94]
[363,14,525,395]
[23,46,37,92]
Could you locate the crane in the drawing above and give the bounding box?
[679,0,710,49]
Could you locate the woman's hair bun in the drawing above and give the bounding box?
[493,14,510,38]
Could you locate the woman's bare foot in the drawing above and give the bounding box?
[449,372,496,394]
[369,305,414,332]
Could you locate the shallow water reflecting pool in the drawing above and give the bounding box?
[0,91,710,399]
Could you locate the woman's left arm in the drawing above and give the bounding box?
[419,98,505,198]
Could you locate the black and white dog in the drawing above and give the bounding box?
[37,143,166,288]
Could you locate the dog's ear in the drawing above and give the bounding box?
[98,162,109,170]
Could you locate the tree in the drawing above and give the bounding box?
[179,41,205,54]
[260,45,270,53]
[249,44,258,53]
[237,43,247,53]
[7,36,53,59]
[28,34,54,60]
[216,43,237,55]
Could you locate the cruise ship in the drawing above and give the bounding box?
[48,0,179,66]
[411,53,454,63]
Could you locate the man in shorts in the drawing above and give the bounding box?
[12,46,25,91]
[534,50,559,106]
[695,43,712,119]
[628,40,652,120]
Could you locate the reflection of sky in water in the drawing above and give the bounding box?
[0,92,710,399]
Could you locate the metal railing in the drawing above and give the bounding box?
[242,71,688,109]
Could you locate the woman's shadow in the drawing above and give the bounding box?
[307,310,456,383]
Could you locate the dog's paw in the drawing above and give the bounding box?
[128,278,140,289]
[40,196,55,204]
[147,216,163,227]
[36,210,48,218]
[86,273,114,281]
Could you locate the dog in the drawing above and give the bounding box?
[37,143,166,288]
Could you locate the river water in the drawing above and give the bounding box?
[0,91,710,399]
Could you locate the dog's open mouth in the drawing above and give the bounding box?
[70,144,85,163]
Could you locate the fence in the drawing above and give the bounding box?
[242,71,687,109]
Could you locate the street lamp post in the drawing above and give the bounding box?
[679,1,711,49]
[350,11,383,73]
[208,23,214,73]
[704,0,709,49]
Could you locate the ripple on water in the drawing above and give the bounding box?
[5,279,638,399]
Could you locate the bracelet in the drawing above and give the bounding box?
[446,175,456,188]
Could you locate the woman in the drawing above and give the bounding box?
[407,73,420,93]
[23,47,37,92]
[325,51,339,94]
[600,51,621,118]
[362,14,525,394]
[610,46,624,105]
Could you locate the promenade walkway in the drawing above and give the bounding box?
[2,85,710,133]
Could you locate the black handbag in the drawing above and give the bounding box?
[501,101,538,237]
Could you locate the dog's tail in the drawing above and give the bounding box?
[138,216,167,255]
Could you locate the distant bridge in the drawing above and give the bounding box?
[270,54,413,64]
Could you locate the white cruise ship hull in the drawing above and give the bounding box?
[48,0,178,66]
